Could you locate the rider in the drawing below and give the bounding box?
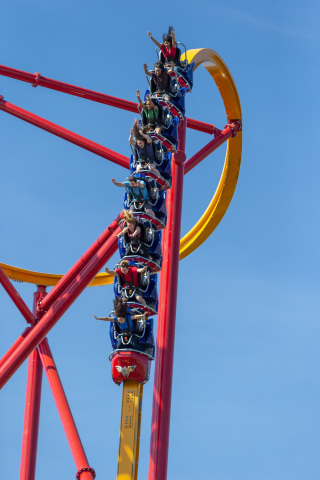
[116,211,150,258]
[105,259,148,306]
[93,298,146,338]
[147,27,181,66]
[111,176,154,217]
[143,61,175,101]
[136,91,163,134]
[129,119,162,176]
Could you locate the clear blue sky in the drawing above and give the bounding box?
[1,1,320,479]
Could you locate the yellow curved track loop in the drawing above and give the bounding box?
[0,48,241,286]
[179,48,242,259]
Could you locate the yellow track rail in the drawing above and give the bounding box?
[117,380,143,480]
[0,48,242,285]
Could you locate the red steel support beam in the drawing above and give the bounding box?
[19,349,43,480]
[0,65,216,134]
[0,327,32,369]
[0,97,130,169]
[39,214,121,313]
[0,266,35,324]
[186,117,217,135]
[0,64,138,112]
[19,286,46,480]
[38,338,95,480]
[0,230,120,389]
[184,122,241,174]
[148,119,187,480]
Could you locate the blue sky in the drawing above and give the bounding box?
[1,1,320,479]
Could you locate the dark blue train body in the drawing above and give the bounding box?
[107,37,194,368]
[109,314,155,358]
[123,181,167,230]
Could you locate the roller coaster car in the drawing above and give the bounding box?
[131,168,171,191]
[123,187,167,230]
[110,350,153,385]
[130,153,171,191]
[149,84,186,119]
[169,62,195,93]
[118,228,162,271]
[152,88,186,120]
[114,272,158,316]
[126,174,159,205]
[118,217,158,255]
[140,97,178,151]
[109,315,155,358]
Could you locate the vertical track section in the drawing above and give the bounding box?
[117,380,144,480]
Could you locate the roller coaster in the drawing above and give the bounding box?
[0,35,242,480]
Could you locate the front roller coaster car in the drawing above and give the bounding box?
[110,350,153,385]
[109,315,155,357]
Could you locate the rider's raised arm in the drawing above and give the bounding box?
[132,314,146,320]
[93,314,114,322]
[136,90,145,109]
[129,129,136,146]
[170,30,176,48]
[167,61,175,74]
[143,63,152,77]
[147,31,161,49]
[145,94,157,110]
[105,267,116,275]
[139,129,152,144]
[116,227,128,238]
[111,178,125,187]
[137,265,148,274]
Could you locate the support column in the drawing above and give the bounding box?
[37,339,95,480]
[148,119,187,480]
[19,286,46,480]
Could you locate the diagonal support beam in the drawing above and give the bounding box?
[39,213,122,313]
[0,327,32,369]
[0,97,130,169]
[0,64,216,134]
[184,121,241,174]
[38,338,95,480]
[0,266,35,324]
[0,230,120,389]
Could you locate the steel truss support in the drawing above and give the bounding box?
[39,214,121,313]
[148,119,187,480]
[185,121,242,174]
[19,286,46,480]
[37,338,95,480]
[0,229,120,389]
[0,266,35,324]
[20,348,43,480]
[0,97,130,169]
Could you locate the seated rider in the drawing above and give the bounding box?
[136,91,163,135]
[115,211,150,259]
[143,61,175,102]
[93,298,146,349]
[111,176,155,217]
[147,27,181,66]
[105,259,148,306]
[129,119,161,177]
